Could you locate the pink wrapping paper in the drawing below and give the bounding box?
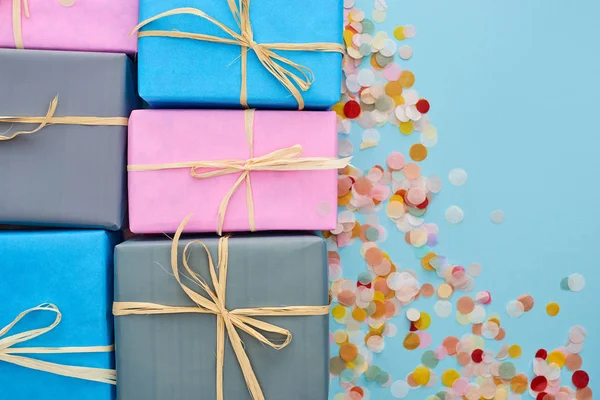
[0,0,138,53]
[128,110,340,234]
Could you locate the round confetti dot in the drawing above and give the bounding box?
[413,366,431,386]
[390,380,409,398]
[332,305,346,319]
[398,71,415,88]
[547,350,566,367]
[352,307,367,322]
[416,99,430,113]
[420,283,434,297]
[399,45,413,60]
[414,312,431,330]
[491,210,505,224]
[399,121,414,135]
[436,283,453,299]
[421,350,439,369]
[573,370,589,389]
[536,349,548,359]
[531,375,548,392]
[340,343,358,362]
[566,354,583,371]
[499,362,517,379]
[387,152,406,170]
[403,24,416,38]
[517,294,535,312]
[456,296,475,314]
[442,336,459,356]
[568,273,586,292]
[403,162,421,179]
[441,369,460,387]
[403,333,420,350]
[510,374,528,394]
[448,168,467,186]
[407,187,427,205]
[471,349,484,363]
[506,300,525,318]
[508,344,522,358]
[456,352,470,366]
[329,357,347,376]
[406,308,420,322]
[434,300,452,318]
[445,206,464,224]
[546,302,560,316]
[577,388,593,400]
[409,144,428,162]
[343,100,361,119]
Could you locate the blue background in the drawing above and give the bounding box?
[331,0,600,398]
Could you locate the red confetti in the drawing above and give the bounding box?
[572,370,590,389]
[471,349,483,363]
[357,281,372,289]
[536,393,548,400]
[350,386,364,396]
[531,376,548,392]
[416,197,429,209]
[409,322,418,332]
[535,349,547,360]
[344,100,361,119]
[416,99,430,114]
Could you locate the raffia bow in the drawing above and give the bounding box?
[132,2,345,109]
[0,95,129,141]
[128,109,351,235]
[113,215,330,400]
[0,303,116,384]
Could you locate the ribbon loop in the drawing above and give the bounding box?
[132,4,345,109]
[0,304,116,385]
[113,214,330,400]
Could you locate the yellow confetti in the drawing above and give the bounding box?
[441,369,460,387]
[393,26,406,40]
[414,312,431,330]
[413,366,431,385]
[400,121,414,135]
[546,302,560,316]
[508,344,522,358]
[332,305,346,319]
[547,350,566,368]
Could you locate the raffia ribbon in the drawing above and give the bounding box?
[12,0,29,49]
[113,215,330,400]
[0,95,129,141]
[0,303,116,384]
[132,3,345,110]
[128,109,351,235]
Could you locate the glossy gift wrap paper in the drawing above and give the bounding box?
[0,49,138,230]
[0,230,119,400]
[0,0,138,53]
[137,0,343,109]
[128,109,340,234]
[114,233,329,400]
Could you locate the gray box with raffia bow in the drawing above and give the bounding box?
[0,48,138,230]
[113,232,330,400]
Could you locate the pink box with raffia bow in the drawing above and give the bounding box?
[0,0,138,53]
[128,110,343,234]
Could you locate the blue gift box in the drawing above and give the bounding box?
[138,0,344,110]
[0,230,120,400]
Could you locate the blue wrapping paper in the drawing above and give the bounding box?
[138,0,343,109]
[0,230,120,400]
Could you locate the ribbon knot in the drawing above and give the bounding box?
[132,4,345,109]
[128,110,351,235]
[0,303,116,385]
[113,215,330,400]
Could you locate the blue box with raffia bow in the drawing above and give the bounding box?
[137,0,344,110]
[0,230,120,400]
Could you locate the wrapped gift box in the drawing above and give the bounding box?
[128,109,341,234]
[114,233,329,400]
[0,49,138,230]
[0,0,138,53]
[0,230,120,400]
[137,0,343,109]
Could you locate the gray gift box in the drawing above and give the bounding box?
[0,48,138,230]
[114,233,330,400]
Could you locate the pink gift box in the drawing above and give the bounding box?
[128,110,340,234]
[0,0,138,53]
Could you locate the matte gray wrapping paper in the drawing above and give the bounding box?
[0,48,138,230]
[114,234,329,400]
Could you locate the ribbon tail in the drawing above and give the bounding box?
[230,315,292,351]
[223,318,265,400]
[0,353,116,385]
[0,95,58,141]
[215,315,226,400]
[216,172,248,235]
